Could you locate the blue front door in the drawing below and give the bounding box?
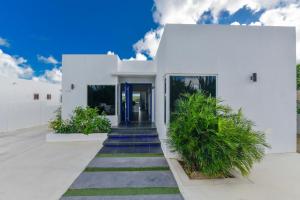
[125,82,133,124]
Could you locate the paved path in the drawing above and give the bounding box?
[61,127,184,200]
[0,126,102,200]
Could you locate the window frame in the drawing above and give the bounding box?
[87,85,116,116]
[167,74,218,124]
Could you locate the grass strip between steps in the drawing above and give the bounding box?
[63,187,180,196]
[96,153,164,157]
[84,166,170,172]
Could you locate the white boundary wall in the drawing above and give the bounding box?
[0,76,61,132]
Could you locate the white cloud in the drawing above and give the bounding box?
[123,53,148,61]
[0,49,33,79]
[37,55,59,65]
[34,67,62,84]
[231,21,241,25]
[249,21,262,26]
[107,51,115,55]
[258,3,300,61]
[152,0,292,25]
[0,37,10,47]
[133,28,164,59]
[134,0,299,59]
[0,49,61,84]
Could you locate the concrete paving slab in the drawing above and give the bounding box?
[88,157,168,168]
[0,126,102,200]
[70,171,178,189]
[61,194,183,200]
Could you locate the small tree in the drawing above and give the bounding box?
[168,92,269,178]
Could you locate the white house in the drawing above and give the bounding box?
[0,76,61,132]
[62,24,296,153]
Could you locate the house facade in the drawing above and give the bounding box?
[62,24,296,153]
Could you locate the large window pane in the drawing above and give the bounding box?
[170,76,216,119]
[88,85,115,115]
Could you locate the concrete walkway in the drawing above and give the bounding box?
[61,127,183,199]
[0,126,102,200]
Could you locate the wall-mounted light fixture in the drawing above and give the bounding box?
[71,84,75,90]
[250,73,257,82]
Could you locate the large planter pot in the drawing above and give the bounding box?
[46,133,108,142]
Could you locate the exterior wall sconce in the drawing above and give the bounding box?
[250,73,257,82]
[71,84,75,90]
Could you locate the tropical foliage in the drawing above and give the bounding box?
[49,107,111,134]
[168,92,269,178]
[297,64,300,90]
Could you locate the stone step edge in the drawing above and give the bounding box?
[63,187,180,197]
[96,153,164,157]
[84,166,170,172]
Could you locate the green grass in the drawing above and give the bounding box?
[96,153,164,158]
[84,166,170,172]
[63,187,180,196]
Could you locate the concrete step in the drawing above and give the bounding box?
[61,194,184,200]
[111,129,157,134]
[88,157,168,168]
[108,133,158,139]
[98,146,163,154]
[69,171,178,189]
[103,138,160,147]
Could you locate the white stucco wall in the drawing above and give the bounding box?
[0,76,61,132]
[118,60,155,74]
[61,24,296,153]
[62,54,119,126]
[155,24,296,153]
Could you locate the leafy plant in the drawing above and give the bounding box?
[297,64,300,90]
[168,92,269,178]
[49,106,111,134]
[49,107,75,133]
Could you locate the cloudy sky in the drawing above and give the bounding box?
[0,0,299,84]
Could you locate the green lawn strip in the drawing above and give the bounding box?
[84,166,170,172]
[63,187,180,196]
[96,153,164,158]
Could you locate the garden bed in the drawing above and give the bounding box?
[46,133,108,142]
[178,160,234,180]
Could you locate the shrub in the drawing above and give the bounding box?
[49,107,75,133]
[71,107,111,134]
[168,92,269,178]
[49,106,111,134]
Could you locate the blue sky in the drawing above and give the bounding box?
[0,0,299,83]
[0,0,156,75]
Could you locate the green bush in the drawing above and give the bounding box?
[168,92,269,178]
[49,106,111,134]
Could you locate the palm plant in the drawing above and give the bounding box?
[168,92,269,177]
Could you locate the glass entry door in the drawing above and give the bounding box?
[120,83,152,124]
[124,82,133,124]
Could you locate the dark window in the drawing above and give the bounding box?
[33,93,39,100]
[170,76,216,121]
[47,94,51,100]
[88,85,116,115]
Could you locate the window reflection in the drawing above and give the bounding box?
[170,76,216,120]
[87,85,115,115]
